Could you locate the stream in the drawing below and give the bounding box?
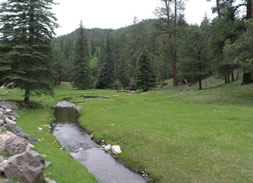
[52,101,146,183]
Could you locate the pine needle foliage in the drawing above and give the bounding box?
[0,0,58,103]
[136,50,156,91]
[72,22,91,90]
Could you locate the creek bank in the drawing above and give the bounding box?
[52,101,148,183]
[0,101,56,183]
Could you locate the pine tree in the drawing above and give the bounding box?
[136,50,156,91]
[117,50,130,89]
[96,33,114,89]
[179,23,210,90]
[72,22,91,89]
[0,0,58,103]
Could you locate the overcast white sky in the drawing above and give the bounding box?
[0,0,216,36]
[53,0,216,36]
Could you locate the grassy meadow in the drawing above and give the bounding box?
[0,79,253,183]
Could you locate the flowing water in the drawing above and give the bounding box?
[52,102,146,183]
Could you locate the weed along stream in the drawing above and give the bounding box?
[52,101,146,183]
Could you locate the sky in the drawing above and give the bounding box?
[0,0,216,36]
[53,0,216,36]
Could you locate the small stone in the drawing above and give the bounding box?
[45,161,52,168]
[103,144,111,152]
[26,143,35,151]
[41,154,47,158]
[75,147,83,152]
[5,109,11,113]
[45,177,57,183]
[112,145,122,155]
[4,117,16,125]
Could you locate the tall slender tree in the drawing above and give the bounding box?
[179,20,211,90]
[72,22,91,89]
[96,33,114,89]
[0,0,58,103]
[156,0,185,86]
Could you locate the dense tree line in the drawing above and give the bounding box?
[1,0,253,101]
[53,0,253,91]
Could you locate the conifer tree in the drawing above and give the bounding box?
[136,50,156,91]
[179,23,210,90]
[117,50,130,89]
[96,33,114,89]
[72,22,90,89]
[0,0,58,103]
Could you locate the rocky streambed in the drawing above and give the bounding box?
[52,101,147,183]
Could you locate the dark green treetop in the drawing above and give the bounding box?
[72,22,91,90]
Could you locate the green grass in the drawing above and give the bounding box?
[78,80,253,183]
[1,79,253,183]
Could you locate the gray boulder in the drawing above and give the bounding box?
[4,151,45,183]
[4,117,16,125]
[53,101,79,123]
[52,101,76,108]
[0,132,17,152]
[4,124,37,143]
[5,136,29,155]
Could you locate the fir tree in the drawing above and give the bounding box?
[72,22,90,89]
[0,0,58,103]
[117,50,130,89]
[179,22,210,90]
[136,50,156,91]
[96,33,114,89]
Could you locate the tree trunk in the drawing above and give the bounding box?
[198,77,202,90]
[242,72,252,85]
[231,69,234,82]
[216,0,222,20]
[246,0,252,19]
[236,71,239,80]
[225,74,228,83]
[24,88,30,104]
[227,72,230,83]
[164,0,178,87]
[171,49,177,86]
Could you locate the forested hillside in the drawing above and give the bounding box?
[52,0,253,91]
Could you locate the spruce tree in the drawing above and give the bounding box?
[117,50,130,89]
[0,0,58,103]
[179,22,210,90]
[72,22,90,89]
[136,50,156,91]
[96,33,114,89]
